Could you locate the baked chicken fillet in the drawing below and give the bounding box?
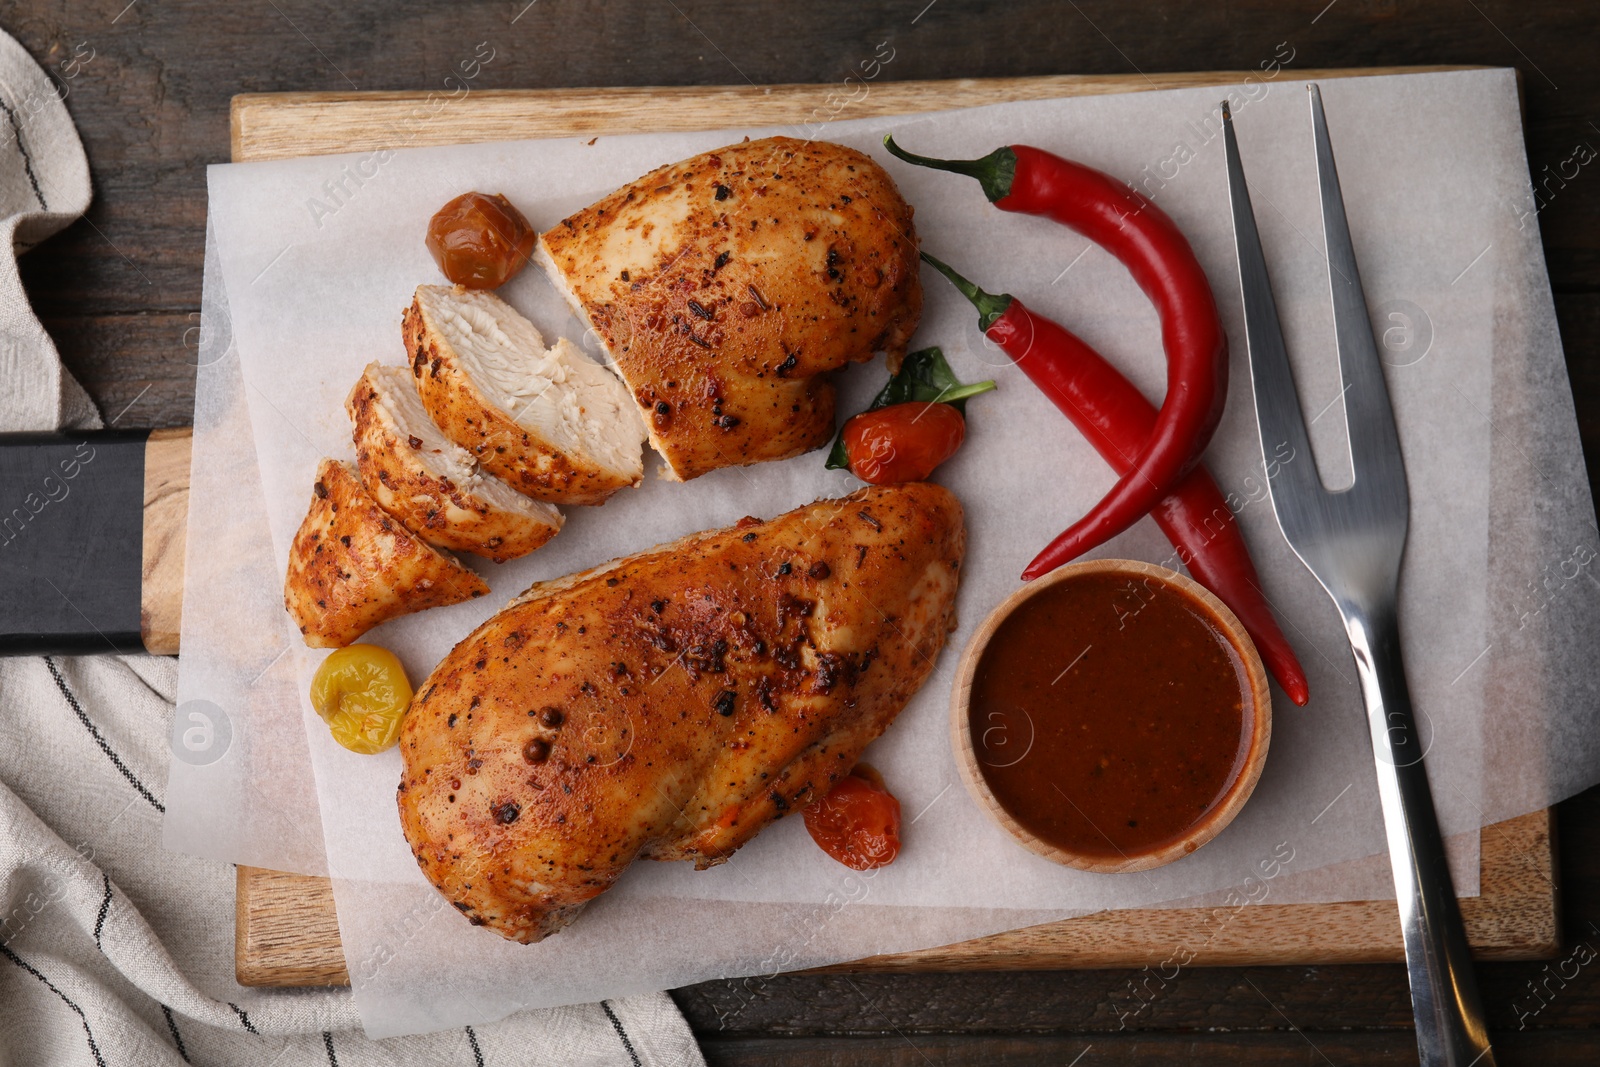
[405,285,647,506]
[397,482,964,942]
[537,136,922,482]
[284,459,488,648]
[347,362,563,563]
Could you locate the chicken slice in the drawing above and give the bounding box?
[405,285,647,506]
[536,136,922,482]
[347,362,563,563]
[284,459,489,648]
[397,482,964,943]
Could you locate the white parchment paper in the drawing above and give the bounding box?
[165,218,326,876]
[168,68,1600,1036]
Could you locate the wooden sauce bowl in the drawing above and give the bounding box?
[950,558,1273,873]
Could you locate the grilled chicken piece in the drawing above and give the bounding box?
[537,136,922,482]
[397,482,964,942]
[347,363,563,563]
[405,285,647,506]
[285,459,488,648]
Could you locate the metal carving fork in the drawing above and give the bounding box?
[1223,85,1496,1065]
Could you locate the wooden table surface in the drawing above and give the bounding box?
[16,0,1598,1062]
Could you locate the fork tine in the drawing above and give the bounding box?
[1223,101,1322,517]
[1308,84,1409,507]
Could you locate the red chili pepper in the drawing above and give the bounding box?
[886,136,1228,570]
[925,254,1308,706]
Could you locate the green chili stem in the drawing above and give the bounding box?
[930,380,998,404]
[920,252,1013,332]
[883,134,1016,203]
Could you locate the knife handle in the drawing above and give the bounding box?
[0,428,191,656]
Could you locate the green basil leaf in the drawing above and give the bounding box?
[825,436,852,469]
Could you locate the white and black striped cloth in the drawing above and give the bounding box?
[0,25,703,1067]
[0,29,94,432]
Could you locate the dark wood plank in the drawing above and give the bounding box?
[697,1030,1600,1066]
[1555,294,1600,494]
[40,312,200,430]
[677,958,1600,1037]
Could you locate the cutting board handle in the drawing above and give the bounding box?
[142,427,191,655]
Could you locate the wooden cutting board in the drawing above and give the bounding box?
[224,66,1558,988]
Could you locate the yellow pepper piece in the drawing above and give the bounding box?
[310,644,413,754]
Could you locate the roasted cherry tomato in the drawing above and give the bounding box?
[841,401,966,484]
[310,644,413,754]
[804,766,902,870]
[425,191,536,289]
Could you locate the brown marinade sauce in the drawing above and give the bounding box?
[970,572,1252,860]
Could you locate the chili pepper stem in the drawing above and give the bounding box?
[919,252,1013,331]
[883,135,1017,203]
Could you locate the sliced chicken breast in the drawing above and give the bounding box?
[285,459,489,648]
[537,136,922,482]
[405,285,646,506]
[347,363,563,563]
[397,482,965,942]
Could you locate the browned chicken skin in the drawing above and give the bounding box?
[537,136,923,482]
[397,482,964,942]
[284,459,489,648]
